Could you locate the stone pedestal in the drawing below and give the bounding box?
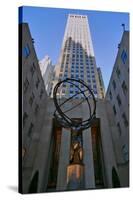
[67,164,84,190]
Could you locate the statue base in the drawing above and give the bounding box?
[67,163,84,190]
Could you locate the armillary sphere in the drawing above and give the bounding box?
[53,78,96,131]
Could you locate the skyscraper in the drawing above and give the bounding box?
[52,14,103,98]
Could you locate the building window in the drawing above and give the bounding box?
[23,44,30,58]
[36,77,40,89]
[117,122,122,136]
[116,67,121,79]
[112,80,116,90]
[122,81,128,96]
[109,90,112,100]
[70,90,73,94]
[29,92,35,106]
[122,112,128,127]
[28,123,34,138]
[35,103,39,115]
[30,63,36,76]
[121,50,127,64]
[71,74,74,78]
[24,78,29,93]
[116,94,121,106]
[113,105,117,115]
[40,88,44,99]
[122,144,129,162]
[23,112,28,127]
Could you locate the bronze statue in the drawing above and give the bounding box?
[70,141,83,164]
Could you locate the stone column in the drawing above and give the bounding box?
[83,128,95,189]
[56,128,71,191]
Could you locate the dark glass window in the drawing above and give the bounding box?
[112,80,116,90]
[70,90,73,94]
[109,90,112,100]
[30,63,36,76]
[121,50,127,64]
[36,77,40,89]
[117,94,121,106]
[29,92,35,106]
[35,103,39,115]
[28,123,34,137]
[23,44,30,58]
[113,105,117,115]
[23,112,28,127]
[71,74,74,78]
[24,78,29,93]
[117,122,121,136]
[122,81,128,96]
[40,89,44,99]
[122,113,128,127]
[116,67,121,78]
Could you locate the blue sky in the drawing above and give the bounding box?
[20,6,129,90]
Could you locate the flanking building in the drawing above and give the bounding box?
[20,23,49,193]
[106,30,129,186]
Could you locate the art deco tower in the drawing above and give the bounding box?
[51,14,103,99]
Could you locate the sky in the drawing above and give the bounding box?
[20,6,129,90]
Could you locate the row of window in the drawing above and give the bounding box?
[60,68,95,74]
[61,62,94,68]
[62,73,96,81]
[62,54,93,61]
[62,83,97,89]
[109,80,128,100]
[24,75,41,94]
[62,88,98,95]
[115,112,128,136]
[23,102,40,137]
